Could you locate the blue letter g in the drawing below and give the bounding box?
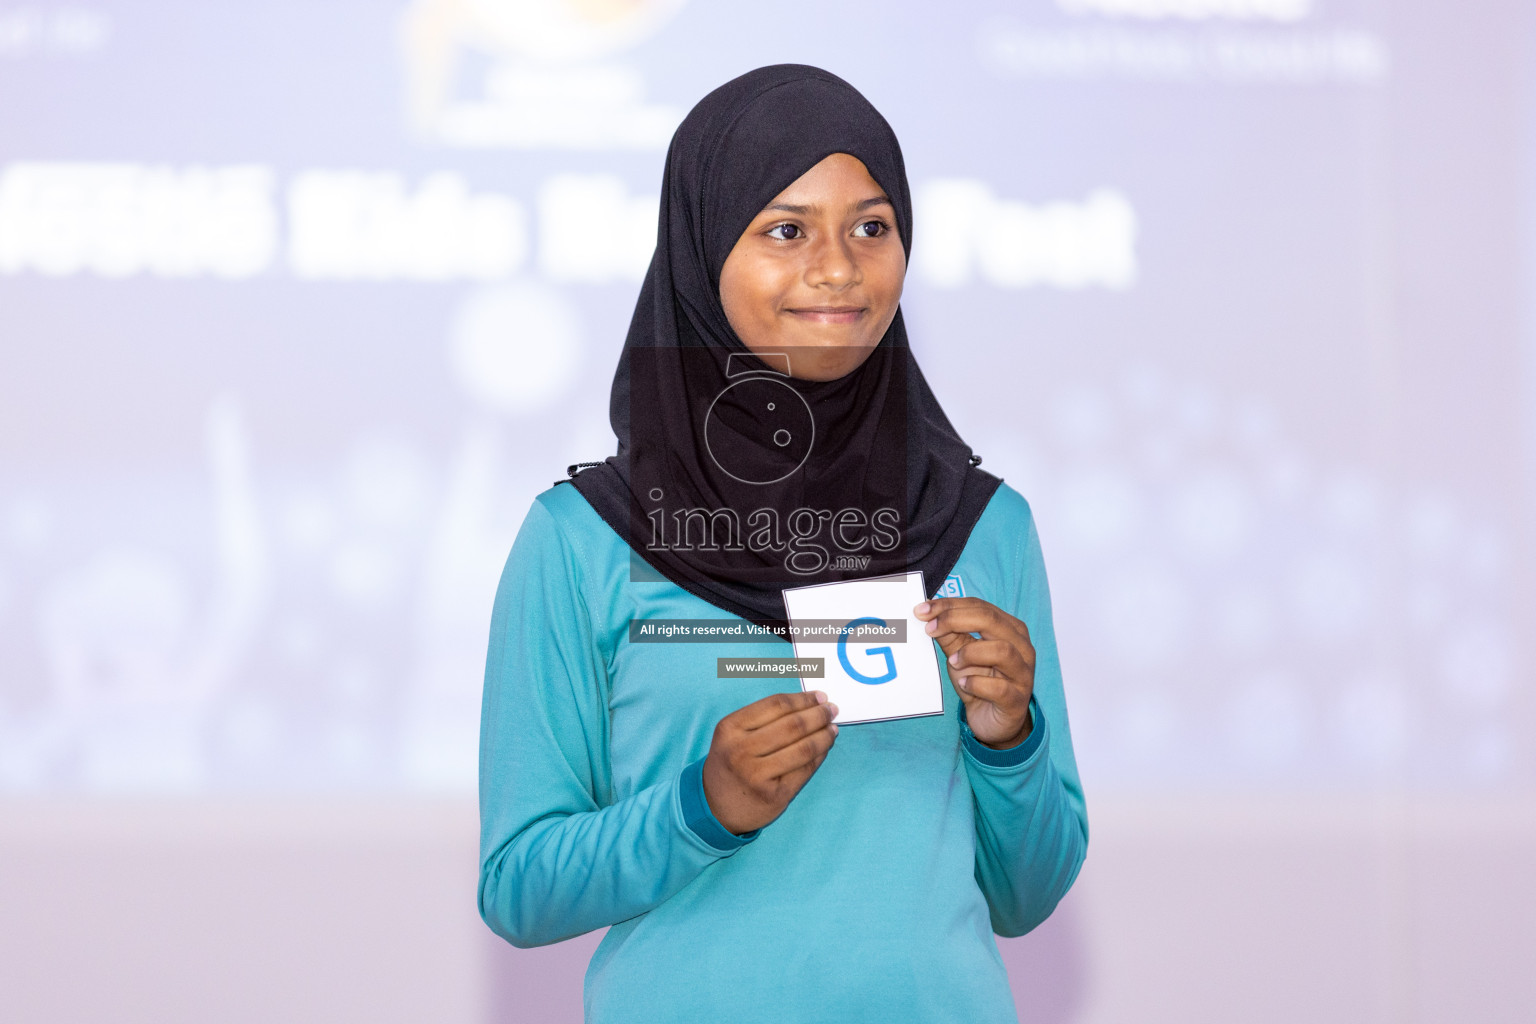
[838,616,897,685]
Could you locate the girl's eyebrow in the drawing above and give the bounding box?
[762,195,894,216]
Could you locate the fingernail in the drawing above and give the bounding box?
[830,723,840,737]
[915,602,930,616]
[925,618,938,634]
[828,703,840,718]
[813,690,828,704]
[956,676,970,692]
[948,651,961,665]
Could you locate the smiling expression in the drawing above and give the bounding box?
[718,152,907,382]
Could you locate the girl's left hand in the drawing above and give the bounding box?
[914,597,1035,749]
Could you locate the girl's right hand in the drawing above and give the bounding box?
[701,690,839,835]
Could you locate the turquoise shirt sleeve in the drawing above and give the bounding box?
[959,693,1045,767]
[958,495,1090,938]
[477,498,753,949]
[679,755,760,850]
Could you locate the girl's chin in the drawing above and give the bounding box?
[762,335,877,353]
[786,350,878,382]
[742,338,879,379]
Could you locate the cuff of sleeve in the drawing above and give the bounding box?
[679,756,760,852]
[959,695,1046,769]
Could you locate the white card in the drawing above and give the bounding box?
[781,571,944,725]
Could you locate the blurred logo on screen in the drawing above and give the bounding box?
[399,0,689,149]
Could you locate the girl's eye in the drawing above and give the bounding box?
[768,223,802,240]
[855,220,889,238]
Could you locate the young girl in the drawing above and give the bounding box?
[478,63,1088,1024]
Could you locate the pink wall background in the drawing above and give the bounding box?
[4,795,1532,1022]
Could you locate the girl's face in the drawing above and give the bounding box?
[719,152,906,382]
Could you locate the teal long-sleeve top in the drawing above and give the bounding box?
[478,480,1089,1024]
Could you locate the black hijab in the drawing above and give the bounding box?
[570,63,1001,633]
